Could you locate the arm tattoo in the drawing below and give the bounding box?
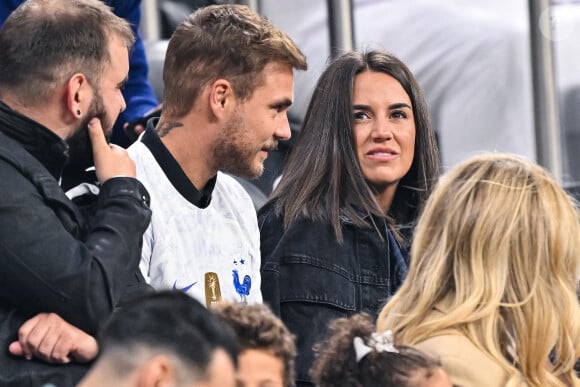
[156,121,184,137]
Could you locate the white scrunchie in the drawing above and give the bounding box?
[353,330,398,362]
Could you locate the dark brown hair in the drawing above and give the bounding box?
[270,50,440,242]
[311,313,443,387]
[0,0,134,106]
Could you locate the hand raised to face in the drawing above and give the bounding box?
[88,118,136,183]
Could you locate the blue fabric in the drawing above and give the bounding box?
[386,223,408,279]
[0,0,159,147]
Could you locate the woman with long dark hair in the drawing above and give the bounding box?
[258,49,440,386]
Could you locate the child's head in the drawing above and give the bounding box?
[211,302,296,387]
[311,313,452,387]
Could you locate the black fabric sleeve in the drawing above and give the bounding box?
[0,168,151,335]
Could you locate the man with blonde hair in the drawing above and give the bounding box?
[128,4,307,306]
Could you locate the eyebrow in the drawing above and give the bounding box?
[269,98,293,109]
[352,102,412,110]
[117,76,129,88]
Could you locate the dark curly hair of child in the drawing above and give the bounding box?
[310,313,452,387]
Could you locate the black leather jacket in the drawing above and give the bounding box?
[258,200,409,386]
[0,102,152,386]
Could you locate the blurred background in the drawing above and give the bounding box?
[139,0,580,199]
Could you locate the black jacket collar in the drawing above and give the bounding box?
[0,101,69,180]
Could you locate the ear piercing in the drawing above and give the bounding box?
[76,109,81,116]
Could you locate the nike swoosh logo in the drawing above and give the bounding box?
[172,280,198,292]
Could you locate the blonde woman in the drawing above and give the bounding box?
[378,153,580,387]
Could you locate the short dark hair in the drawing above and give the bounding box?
[270,50,440,242]
[310,313,443,387]
[212,302,296,387]
[0,0,134,106]
[97,290,238,383]
[162,4,307,117]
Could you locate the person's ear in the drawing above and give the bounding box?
[208,78,235,120]
[65,73,91,120]
[136,355,176,387]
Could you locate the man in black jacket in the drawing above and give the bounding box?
[0,0,152,385]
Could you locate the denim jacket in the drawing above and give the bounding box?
[258,201,409,386]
